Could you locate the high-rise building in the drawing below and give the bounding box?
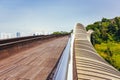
[16,32,21,37]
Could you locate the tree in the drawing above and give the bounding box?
[86,17,120,43]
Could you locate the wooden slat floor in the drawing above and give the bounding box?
[0,36,69,80]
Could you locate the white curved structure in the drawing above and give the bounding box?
[73,23,120,80]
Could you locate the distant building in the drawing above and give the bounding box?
[33,33,36,36]
[16,32,21,37]
[33,32,41,36]
[0,33,12,39]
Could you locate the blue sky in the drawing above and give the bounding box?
[0,0,120,33]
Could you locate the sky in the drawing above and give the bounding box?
[0,0,120,34]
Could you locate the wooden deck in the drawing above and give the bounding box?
[0,36,69,80]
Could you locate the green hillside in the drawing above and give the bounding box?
[86,17,120,71]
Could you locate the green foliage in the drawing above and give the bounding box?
[87,17,120,71]
[70,29,73,33]
[86,17,120,44]
[52,31,69,35]
[95,42,120,71]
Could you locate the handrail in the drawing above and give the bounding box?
[53,37,71,80]
[67,34,74,80]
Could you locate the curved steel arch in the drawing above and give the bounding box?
[73,23,120,80]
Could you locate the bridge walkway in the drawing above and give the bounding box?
[0,36,69,80]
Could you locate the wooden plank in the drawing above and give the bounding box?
[0,36,69,80]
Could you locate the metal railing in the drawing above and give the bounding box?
[53,37,71,80]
